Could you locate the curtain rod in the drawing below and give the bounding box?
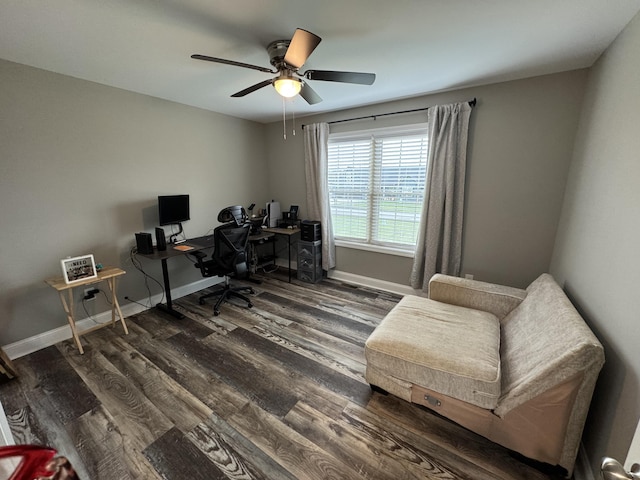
[302,97,476,130]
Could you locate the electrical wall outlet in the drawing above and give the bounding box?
[464,274,474,280]
[83,288,99,300]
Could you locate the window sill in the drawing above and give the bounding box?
[335,240,415,258]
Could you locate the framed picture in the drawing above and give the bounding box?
[61,254,98,284]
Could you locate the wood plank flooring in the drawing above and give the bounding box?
[0,272,565,479]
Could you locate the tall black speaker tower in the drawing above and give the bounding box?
[135,232,154,254]
[155,227,167,251]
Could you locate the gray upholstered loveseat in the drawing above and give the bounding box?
[364,273,604,476]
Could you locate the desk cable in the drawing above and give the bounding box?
[81,290,114,325]
[128,246,166,307]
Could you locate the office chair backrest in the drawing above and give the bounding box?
[217,205,248,226]
[213,222,250,278]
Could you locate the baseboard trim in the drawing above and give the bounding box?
[2,277,221,360]
[327,269,420,296]
[273,260,419,298]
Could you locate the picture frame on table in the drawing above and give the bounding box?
[61,254,97,284]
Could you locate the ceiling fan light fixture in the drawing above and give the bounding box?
[273,77,302,98]
[192,28,374,106]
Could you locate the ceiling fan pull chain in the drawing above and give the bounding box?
[292,108,296,136]
[282,96,287,140]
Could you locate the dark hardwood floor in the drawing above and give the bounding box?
[0,271,564,479]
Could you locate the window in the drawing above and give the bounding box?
[328,124,429,253]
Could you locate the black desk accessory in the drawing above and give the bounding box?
[301,220,321,242]
[135,232,154,254]
[155,227,167,251]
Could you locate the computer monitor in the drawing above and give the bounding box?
[158,195,190,226]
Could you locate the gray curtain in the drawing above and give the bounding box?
[410,102,472,291]
[303,122,336,271]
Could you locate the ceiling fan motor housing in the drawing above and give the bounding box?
[267,40,293,70]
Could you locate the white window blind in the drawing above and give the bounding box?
[328,124,429,251]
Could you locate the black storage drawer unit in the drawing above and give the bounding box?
[297,265,323,283]
[301,220,321,242]
[297,239,322,283]
[298,239,321,257]
[298,253,321,269]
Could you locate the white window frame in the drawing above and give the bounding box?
[328,123,429,257]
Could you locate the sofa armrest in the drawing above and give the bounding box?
[428,274,526,321]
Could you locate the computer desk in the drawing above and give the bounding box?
[137,232,274,318]
[262,226,300,282]
[137,236,215,319]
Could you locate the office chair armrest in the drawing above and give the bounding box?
[190,251,207,267]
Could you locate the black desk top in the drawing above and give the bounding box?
[138,232,274,260]
[137,236,214,260]
[186,234,216,248]
[249,231,275,242]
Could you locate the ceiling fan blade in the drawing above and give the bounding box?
[299,82,322,105]
[191,54,275,74]
[284,28,321,69]
[231,79,273,97]
[304,70,376,85]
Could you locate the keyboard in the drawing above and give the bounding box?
[187,235,215,248]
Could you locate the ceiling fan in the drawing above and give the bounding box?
[191,28,376,105]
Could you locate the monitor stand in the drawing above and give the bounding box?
[168,222,184,244]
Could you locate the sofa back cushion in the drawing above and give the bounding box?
[496,274,604,417]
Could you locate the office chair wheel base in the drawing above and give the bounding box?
[213,310,220,316]
[249,288,255,294]
[199,299,205,305]
[248,302,253,308]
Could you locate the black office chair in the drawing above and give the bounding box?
[193,206,254,316]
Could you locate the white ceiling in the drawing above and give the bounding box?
[1,1,639,124]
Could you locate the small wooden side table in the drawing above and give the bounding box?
[45,266,128,354]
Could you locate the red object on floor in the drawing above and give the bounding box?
[0,445,57,480]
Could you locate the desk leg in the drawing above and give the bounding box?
[246,241,262,285]
[107,277,128,335]
[288,235,292,282]
[272,237,276,270]
[58,290,84,354]
[156,258,185,319]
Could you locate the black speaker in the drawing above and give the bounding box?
[135,232,154,254]
[155,227,167,251]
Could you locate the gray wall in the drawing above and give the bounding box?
[0,59,269,344]
[265,70,588,288]
[550,10,640,475]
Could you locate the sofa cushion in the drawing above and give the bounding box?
[365,295,501,409]
[429,274,527,321]
[496,273,605,417]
